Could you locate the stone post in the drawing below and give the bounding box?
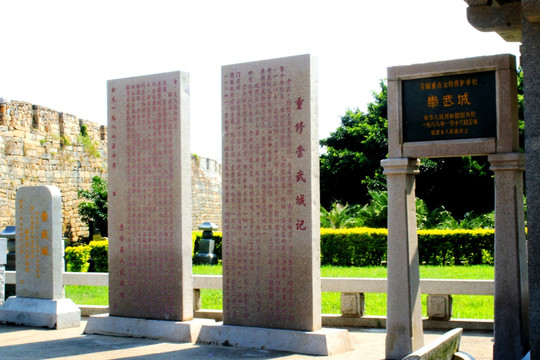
[489,153,528,359]
[381,158,423,360]
[0,237,6,306]
[523,9,540,358]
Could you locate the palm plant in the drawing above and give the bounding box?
[320,202,362,229]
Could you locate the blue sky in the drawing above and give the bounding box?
[0,1,520,162]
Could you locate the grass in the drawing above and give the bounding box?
[65,265,494,319]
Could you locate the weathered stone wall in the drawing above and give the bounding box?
[0,100,222,241]
[0,100,107,241]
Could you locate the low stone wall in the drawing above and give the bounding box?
[0,99,222,240]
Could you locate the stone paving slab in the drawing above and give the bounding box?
[0,318,494,360]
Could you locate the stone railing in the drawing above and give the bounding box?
[4,271,494,330]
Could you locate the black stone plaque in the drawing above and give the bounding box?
[402,71,496,142]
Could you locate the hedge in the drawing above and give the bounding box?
[65,228,494,271]
[64,245,91,272]
[89,240,108,272]
[320,228,494,266]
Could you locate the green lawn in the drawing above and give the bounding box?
[65,265,494,319]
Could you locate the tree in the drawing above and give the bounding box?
[78,176,108,240]
[319,69,524,218]
[319,81,388,208]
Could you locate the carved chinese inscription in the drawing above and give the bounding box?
[107,71,192,321]
[15,186,63,300]
[222,54,321,331]
[402,71,496,142]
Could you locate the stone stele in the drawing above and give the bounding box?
[0,186,80,329]
[84,71,212,341]
[198,54,352,356]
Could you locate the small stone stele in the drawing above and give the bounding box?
[0,186,80,329]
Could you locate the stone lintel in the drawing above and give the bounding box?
[466,2,523,41]
[84,314,214,343]
[488,152,525,171]
[0,296,80,329]
[197,324,353,356]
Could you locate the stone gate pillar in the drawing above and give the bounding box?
[381,157,423,360]
[489,152,529,359]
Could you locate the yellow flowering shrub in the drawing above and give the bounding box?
[64,245,91,272]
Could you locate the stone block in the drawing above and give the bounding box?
[0,296,80,329]
[193,289,201,311]
[84,314,213,343]
[427,294,453,321]
[197,323,353,356]
[340,292,364,317]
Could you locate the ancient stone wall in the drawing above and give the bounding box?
[191,155,222,229]
[0,100,222,241]
[0,100,107,241]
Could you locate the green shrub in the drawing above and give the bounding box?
[418,229,494,265]
[320,228,494,266]
[321,228,387,266]
[89,240,109,272]
[65,245,91,272]
[65,229,493,270]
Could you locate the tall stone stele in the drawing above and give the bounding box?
[197,54,352,356]
[84,71,212,342]
[0,186,80,329]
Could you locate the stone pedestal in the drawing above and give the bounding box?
[381,158,424,359]
[197,324,353,356]
[85,314,213,343]
[489,152,529,359]
[0,296,80,329]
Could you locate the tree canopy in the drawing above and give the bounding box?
[320,81,388,208]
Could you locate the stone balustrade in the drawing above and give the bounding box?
[4,271,494,330]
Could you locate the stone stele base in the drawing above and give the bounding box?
[84,314,214,343]
[0,296,81,329]
[197,323,353,356]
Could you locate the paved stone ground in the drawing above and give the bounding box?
[0,318,493,359]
